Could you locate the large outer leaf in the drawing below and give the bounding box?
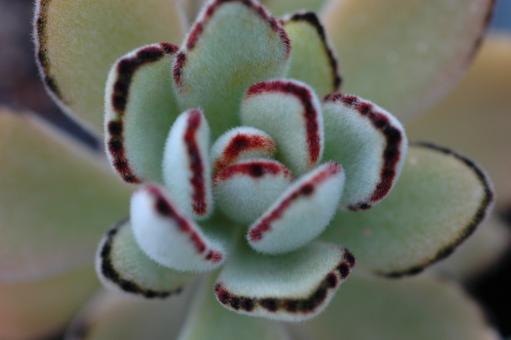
[293,274,498,340]
[409,35,511,209]
[323,144,493,277]
[0,110,130,281]
[34,0,185,134]
[0,266,97,340]
[323,0,495,120]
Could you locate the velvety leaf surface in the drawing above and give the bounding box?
[130,184,226,272]
[173,0,290,136]
[283,12,340,98]
[241,80,324,175]
[105,42,180,184]
[293,274,498,340]
[323,144,493,277]
[322,94,407,210]
[178,278,290,340]
[248,162,344,254]
[66,290,192,340]
[96,220,195,299]
[0,267,97,340]
[323,0,495,120]
[34,0,185,133]
[409,35,511,209]
[214,159,292,224]
[163,109,213,220]
[215,241,354,321]
[0,110,130,281]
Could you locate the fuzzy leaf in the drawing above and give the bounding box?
[163,109,213,219]
[410,36,511,208]
[214,159,292,224]
[322,94,407,210]
[105,43,180,184]
[0,267,97,340]
[179,278,290,340]
[96,220,195,299]
[241,80,324,175]
[0,111,130,282]
[215,241,354,322]
[248,162,345,254]
[34,0,185,134]
[173,0,290,136]
[323,0,495,120]
[66,290,192,340]
[293,275,498,340]
[323,144,494,277]
[283,12,341,98]
[211,127,276,174]
[130,184,226,272]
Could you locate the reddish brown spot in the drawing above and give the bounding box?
[214,133,275,173]
[215,160,292,182]
[247,80,322,166]
[106,43,178,183]
[248,162,341,242]
[173,52,187,87]
[286,12,342,90]
[326,93,404,210]
[146,185,222,262]
[183,110,208,216]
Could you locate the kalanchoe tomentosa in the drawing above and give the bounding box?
[6,0,499,338]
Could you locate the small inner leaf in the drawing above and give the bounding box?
[210,127,276,174]
[105,42,180,184]
[130,184,226,273]
[215,241,355,322]
[322,93,408,210]
[163,109,213,220]
[248,162,345,254]
[96,219,194,299]
[241,79,324,175]
[214,159,292,224]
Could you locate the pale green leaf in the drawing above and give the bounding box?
[34,0,186,134]
[409,35,511,208]
[173,0,290,136]
[130,184,226,272]
[323,0,495,120]
[96,220,195,298]
[322,93,407,210]
[0,110,130,281]
[240,79,324,175]
[323,144,494,277]
[215,241,354,321]
[105,43,180,184]
[248,162,344,254]
[293,274,498,340]
[283,12,340,98]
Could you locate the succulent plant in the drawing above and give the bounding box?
[1,0,508,339]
